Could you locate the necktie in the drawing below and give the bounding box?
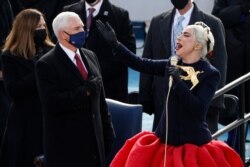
[75,53,88,80]
[86,8,96,31]
[172,16,185,54]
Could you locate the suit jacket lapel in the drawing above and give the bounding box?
[93,0,110,22]
[188,3,205,25]
[55,44,85,82]
[159,10,175,57]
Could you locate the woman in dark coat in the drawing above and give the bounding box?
[97,21,243,166]
[1,9,54,167]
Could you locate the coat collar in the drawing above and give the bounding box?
[188,3,205,25]
[54,43,92,82]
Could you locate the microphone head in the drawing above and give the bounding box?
[170,55,179,66]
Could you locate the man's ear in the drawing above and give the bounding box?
[61,31,68,40]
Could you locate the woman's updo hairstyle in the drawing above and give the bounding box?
[188,21,215,59]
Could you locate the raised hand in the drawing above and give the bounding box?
[96,20,119,49]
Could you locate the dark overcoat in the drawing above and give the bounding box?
[36,44,115,167]
[1,48,50,167]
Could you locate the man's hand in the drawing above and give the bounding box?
[96,20,119,49]
[85,76,102,95]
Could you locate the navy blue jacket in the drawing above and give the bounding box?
[117,43,220,146]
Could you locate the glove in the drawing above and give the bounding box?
[85,76,102,95]
[240,2,250,15]
[168,66,181,85]
[96,20,119,49]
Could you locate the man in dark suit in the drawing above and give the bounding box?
[63,0,136,102]
[139,0,227,133]
[212,0,250,114]
[36,11,115,167]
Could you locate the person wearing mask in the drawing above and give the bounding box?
[212,1,250,114]
[96,20,243,167]
[35,11,115,167]
[1,8,54,167]
[139,0,227,133]
[63,0,136,102]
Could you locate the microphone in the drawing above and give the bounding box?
[169,55,178,88]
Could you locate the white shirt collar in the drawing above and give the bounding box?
[85,0,103,17]
[173,3,194,29]
[59,43,81,64]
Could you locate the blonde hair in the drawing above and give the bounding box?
[2,8,54,59]
[187,22,215,59]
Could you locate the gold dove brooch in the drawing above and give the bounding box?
[176,65,204,90]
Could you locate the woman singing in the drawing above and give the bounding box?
[96,20,243,167]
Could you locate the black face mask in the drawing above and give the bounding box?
[171,0,189,10]
[34,29,47,45]
[86,0,96,4]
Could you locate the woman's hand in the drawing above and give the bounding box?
[96,20,119,49]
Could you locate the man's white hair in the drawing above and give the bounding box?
[52,11,80,39]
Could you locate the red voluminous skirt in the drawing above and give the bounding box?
[110,131,243,167]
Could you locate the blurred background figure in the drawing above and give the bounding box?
[139,0,227,133]
[212,0,250,114]
[1,8,54,167]
[10,0,80,37]
[63,0,136,102]
[0,0,13,166]
[0,0,13,47]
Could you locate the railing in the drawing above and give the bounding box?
[212,72,250,163]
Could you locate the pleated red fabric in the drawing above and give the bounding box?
[110,131,244,167]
